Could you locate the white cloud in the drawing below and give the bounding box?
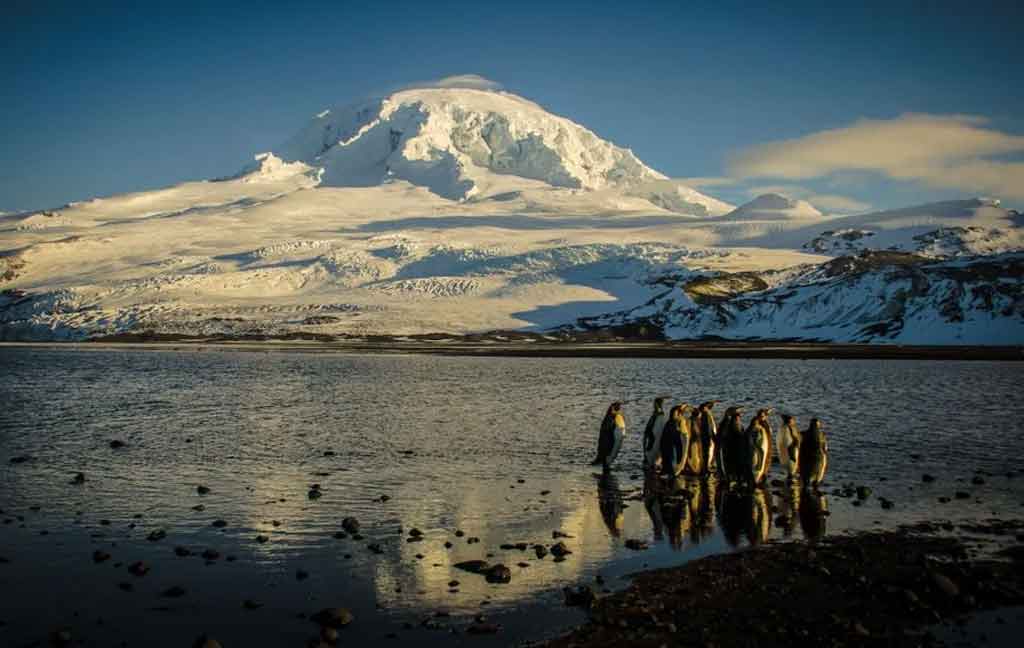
[403,74,504,92]
[728,113,1024,200]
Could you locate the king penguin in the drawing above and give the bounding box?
[746,408,775,485]
[642,397,668,470]
[716,406,746,483]
[777,414,801,481]
[798,418,829,486]
[694,400,719,476]
[591,402,624,469]
[659,404,693,477]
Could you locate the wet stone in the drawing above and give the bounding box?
[341,517,360,534]
[162,585,186,598]
[92,550,112,563]
[196,486,210,495]
[211,519,227,528]
[485,564,512,583]
[454,560,490,574]
[109,440,126,449]
[624,539,649,551]
[550,541,572,557]
[311,607,354,628]
[128,561,150,576]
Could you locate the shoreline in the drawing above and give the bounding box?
[1,339,1022,360]
[538,519,1024,647]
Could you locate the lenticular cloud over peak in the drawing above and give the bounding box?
[401,74,504,92]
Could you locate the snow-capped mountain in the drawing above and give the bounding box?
[0,82,1021,344]
[248,86,732,215]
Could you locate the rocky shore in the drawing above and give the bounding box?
[541,520,1024,648]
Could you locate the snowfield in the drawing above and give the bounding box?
[1,85,1021,344]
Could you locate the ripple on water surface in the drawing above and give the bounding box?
[0,348,1022,646]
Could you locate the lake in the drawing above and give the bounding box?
[1,346,1022,646]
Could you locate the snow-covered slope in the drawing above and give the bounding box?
[721,193,824,221]
[0,82,1021,344]
[583,251,1024,344]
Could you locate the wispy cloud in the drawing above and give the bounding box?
[676,176,737,188]
[728,113,1024,199]
[745,184,872,213]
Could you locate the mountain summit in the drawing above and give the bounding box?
[245,85,731,215]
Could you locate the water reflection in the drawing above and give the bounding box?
[716,484,772,547]
[641,475,720,551]
[597,471,624,537]
[799,487,829,541]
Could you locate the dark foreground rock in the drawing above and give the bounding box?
[542,520,1024,648]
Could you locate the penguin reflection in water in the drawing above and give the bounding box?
[597,471,624,537]
[591,402,626,469]
[716,484,772,547]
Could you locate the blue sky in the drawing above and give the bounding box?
[2,0,1022,213]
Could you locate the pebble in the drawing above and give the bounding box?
[71,472,86,484]
[212,519,227,528]
[922,474,936,483]
[297,569,309,581]
[147,529,167,541]
[341,517,360,534]
[196,486,210,495]
[128,561,150,576]
[92,550,112,563]
[243,599,263,610]
[485,564,512,583]
[550,541,572,557]
[162,585,186,597]
[931,572,959,598]
[310,607,354,628]
[109,440,126,449]
[192,636,222,648]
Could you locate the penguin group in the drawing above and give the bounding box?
[593,399,830,488]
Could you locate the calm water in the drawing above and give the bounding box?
[1,347,1022,647]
